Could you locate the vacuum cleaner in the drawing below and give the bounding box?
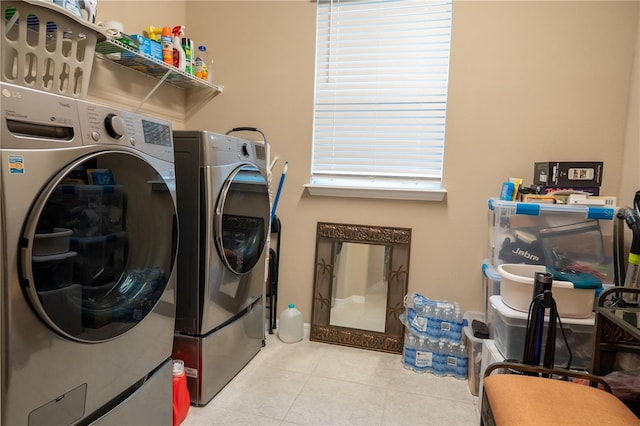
[609,190,640,307]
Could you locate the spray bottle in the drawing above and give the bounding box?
[172,26,186,71]
[179,27,192,75]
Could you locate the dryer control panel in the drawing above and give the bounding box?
[182,130,268,171]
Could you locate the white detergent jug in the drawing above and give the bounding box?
[278,303,303,343]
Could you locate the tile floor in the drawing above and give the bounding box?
[183,331,480,426]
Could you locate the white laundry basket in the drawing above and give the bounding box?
[1,0,105,97]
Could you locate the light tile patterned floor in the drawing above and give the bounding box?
[183,333,480,425]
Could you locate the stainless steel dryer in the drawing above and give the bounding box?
[172,131,270,406]
[0,82,178,425]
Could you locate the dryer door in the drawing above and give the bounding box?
[215,164,270,275]
[20,151,178,343]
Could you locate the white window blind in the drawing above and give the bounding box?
[310,0,453,197]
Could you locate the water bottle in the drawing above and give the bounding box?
[433,341,446,376]
[409,307,427,336]
[456,343,468,380]
[403,332,417,371]
[427,306,440,341]
[415,336,431,373]
[418,337,435,374]
[278,303,303,343]
[446,342,458,377]
[441,305,452,342]
[452,303,463,342]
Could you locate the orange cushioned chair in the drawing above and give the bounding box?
[481,361,640,426]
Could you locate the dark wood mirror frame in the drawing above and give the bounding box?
[310,222,411,354]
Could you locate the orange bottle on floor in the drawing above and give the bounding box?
[172,359,190,426]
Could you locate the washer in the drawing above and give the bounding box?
[0,82,178,425]
[172,130,270,406]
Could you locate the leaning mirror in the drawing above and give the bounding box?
[310,222,411,354]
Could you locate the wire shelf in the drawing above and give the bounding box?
[95,38,223,93]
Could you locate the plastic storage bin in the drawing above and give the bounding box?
[49,184,125,237]
[1,0,103,98]
[478,339,505,415]
[38,283,82,335]
[488,295,595,370]
[32,251,77,291]
[482,260,501,322]
[70,231,126,286]
[497,263,598,318]
[463,311,485,396]
[487,198,615,285]
[33,227,72,255]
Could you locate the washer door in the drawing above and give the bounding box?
[215,164,270,275]
[20,151,177,343]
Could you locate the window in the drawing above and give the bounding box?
[307,0,453,201]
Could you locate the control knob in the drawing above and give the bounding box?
[104,113,125,139]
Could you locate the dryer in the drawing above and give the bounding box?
[0,82,178,425]
[172,130,270,406]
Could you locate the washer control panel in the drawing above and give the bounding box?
[0,82,173,162]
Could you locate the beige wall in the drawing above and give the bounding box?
[88,1,187,124]
[89,1,640,322]
[621,5,640,202]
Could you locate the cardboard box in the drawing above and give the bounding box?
[533,161,603,187]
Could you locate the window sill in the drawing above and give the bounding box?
[304,184,447,201]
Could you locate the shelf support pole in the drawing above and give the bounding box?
[135,69,172,112]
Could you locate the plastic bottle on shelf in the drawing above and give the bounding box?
[194,46,205,79]
[171,26,186,71]
[278,303,303,343]
[179,28,192,75]
[195,45,214,83]
[205,46,214,83]
[189,39,196,75]
[161,26,173,65]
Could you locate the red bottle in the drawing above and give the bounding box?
[172,359,190,426]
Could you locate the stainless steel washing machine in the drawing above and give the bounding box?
[172,130,270,406]
[0,82,178,425]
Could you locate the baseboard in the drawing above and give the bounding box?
[269,320,311,339]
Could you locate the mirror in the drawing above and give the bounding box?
[310,222,411,354]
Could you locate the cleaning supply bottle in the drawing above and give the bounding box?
[172,359,190,426]
[180,29,192,75]
[189,38,196,76]
[172,26,186,71]
[278,303,303,343]
[194,45,208,80]
[161,26,173,65]
[195,45,214,83]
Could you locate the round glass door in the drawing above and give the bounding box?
[215,164,270,275]
[21,151,177,343]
